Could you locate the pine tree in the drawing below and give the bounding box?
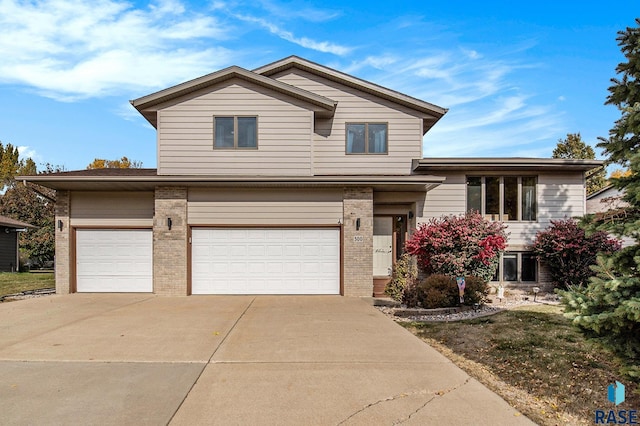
[561,19,640,378]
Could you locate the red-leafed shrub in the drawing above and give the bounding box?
[405,212,508,283]
[532,218,620,289]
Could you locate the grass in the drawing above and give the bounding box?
[0,272,55,296]
[402,304,639,425]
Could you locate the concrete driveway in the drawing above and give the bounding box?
[0,294,533,425]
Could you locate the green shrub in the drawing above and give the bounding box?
[384,253,417,302]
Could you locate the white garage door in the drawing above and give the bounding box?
[76,229,153,292]
[192,228,340,294]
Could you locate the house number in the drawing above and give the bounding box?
[353,236,364,243]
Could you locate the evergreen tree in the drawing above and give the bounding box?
[552,133,606,194]
[561,19,640,378]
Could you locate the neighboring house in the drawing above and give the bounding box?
[586,185,635,247]
[0,215,34,272]
[23,56,600,296]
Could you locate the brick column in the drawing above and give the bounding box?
[343,187,373,297]
[153,186,188,295]
[55,190,71,294]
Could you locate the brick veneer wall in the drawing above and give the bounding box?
[153,186,188,295]
[343,187,373,296]
[55,190,71,294]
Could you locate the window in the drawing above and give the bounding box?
[492,252,537,282]
[214,116,257,149]
[346,123,387,154]
[466,176,537,221]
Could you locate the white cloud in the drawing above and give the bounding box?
[0,0,234,100]
[234,14,352,55]
[17,146,37,160]
[254,0,341,22]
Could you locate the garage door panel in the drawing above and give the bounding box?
[192,228,339,295]
[76,229,152,293]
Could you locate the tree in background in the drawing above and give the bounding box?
[552,133,606,194]
[532,219,619,290]
[0,141,59,267]
[609,168,632,179]
[561,19,640,377]
[87,156,142,169]
[0,142,23,191]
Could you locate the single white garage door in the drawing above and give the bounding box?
[76,229,153,292]
[192,228,340,294]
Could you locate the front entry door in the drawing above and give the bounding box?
[373,215,408,296]
[373,217,393,276]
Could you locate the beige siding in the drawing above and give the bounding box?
[419,171,587,247]
[422,173,467,219]
[70,191,154,226]
[586,187,626,213]
[188,188,343,225]
[157,78,315,176]
[272,69,423,175]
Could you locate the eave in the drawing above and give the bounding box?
[413,157,604,172]
[130,66,337,128]
[18,173,446,193]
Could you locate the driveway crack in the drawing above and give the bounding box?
[166,297,256,425]
[336,377,472,425]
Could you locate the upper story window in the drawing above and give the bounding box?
[214,116,257,149]
[466,176,537,221]
[346,123,388,154]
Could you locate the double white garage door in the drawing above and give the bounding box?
[76,228,340,294]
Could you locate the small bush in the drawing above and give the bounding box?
[532,218,620,289]
[419,275,458,308]
[462,275,490,306]
[384,253,417,302]
[401,278,422,308]
[406,274,490,309]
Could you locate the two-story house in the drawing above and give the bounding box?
[24,56,600,296]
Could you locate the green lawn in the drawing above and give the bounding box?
[0,272,55,296]
[402,304,639,425]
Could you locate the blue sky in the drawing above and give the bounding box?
[0,0,637,171]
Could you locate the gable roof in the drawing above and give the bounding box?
[254,56,448,133]
[131,65,337,127]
